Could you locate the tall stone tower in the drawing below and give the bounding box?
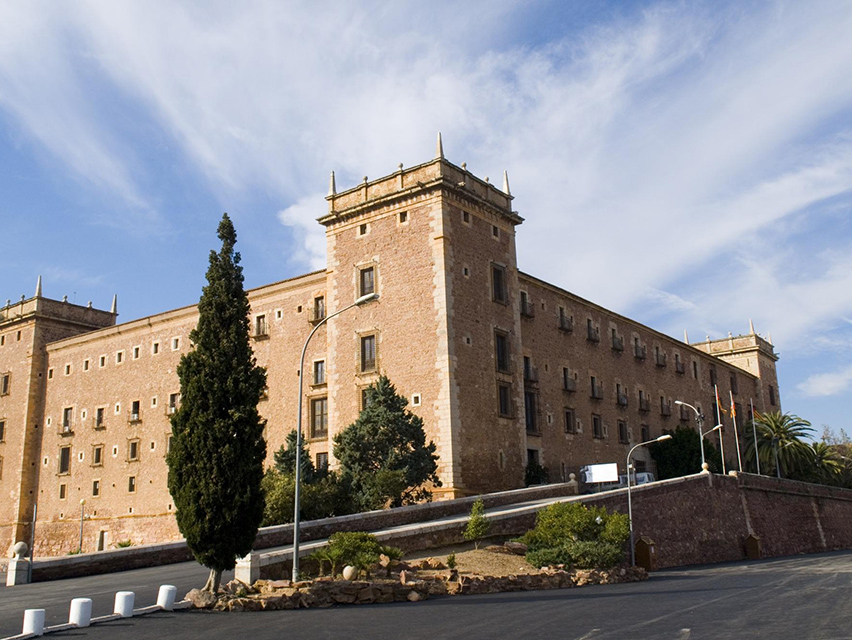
[0,283,116,552]
[690,324,781,414]
[319,138,525,497]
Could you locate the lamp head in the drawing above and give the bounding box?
[674,400,684,406]
[656,434,673,442]
[354,292,379,306]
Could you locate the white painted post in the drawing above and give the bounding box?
[114,591,135,617]
[157,585,177,610]
[69,597,93,627]
[22,609,45,636]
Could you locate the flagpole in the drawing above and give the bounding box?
[715,384,726,474]
[751,398,761,475]
[730,390,742,472]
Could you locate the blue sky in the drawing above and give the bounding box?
[1,1,850,435]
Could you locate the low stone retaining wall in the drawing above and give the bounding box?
[193,566,648,611]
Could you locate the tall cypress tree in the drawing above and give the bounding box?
[167,214,267,593]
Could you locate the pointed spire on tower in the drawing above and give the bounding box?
[749,318,755,335]
[684,330,689,344]
[328,171,336,197]
[35,275,42,298]
[502,170,511,196]
[110,294,117,315]
[767,332,773,345]
[435,132,444,159]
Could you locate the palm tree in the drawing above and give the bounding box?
[803,442,843,485]
[744,411,814,479]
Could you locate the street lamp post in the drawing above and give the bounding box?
[627,434,671,566]
[674,401,706,470]
[78,499,86,554]
[292,292,378,581]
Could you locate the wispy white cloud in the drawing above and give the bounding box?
[798,365,852,398]
[277,193,327,271]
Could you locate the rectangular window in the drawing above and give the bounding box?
[93,445,103,466]
[92,480,100,497]
[641,424,650,442]
[316,452,329,471]
[693,360,699,379]
[590,376,603,399]
[116,351,124,364]
[168,393,180,414]
[520,291,534,317]
[361,387,372,410]
[592,414,603,439]
[152,342,160,355]
[359,266,375,296]
[95,407,105,428]
[497,382,512,417]
[313,296,326,322]
[83,359,90,371]
[132,346,140,360]
[769,385,776,406]
[130,401,141,422]
[709,366,717,386]
[360,335,376,372]
[48,368,54,379]
[0,420,5,442]
[562,367,576,392]
[524,391,538,434]
[99,355,106,368]
[495,330,510,372]
[314,360,326,385]
[255,314,268,337]
[65,364,71,376]
[0,373,8,395]
[59,483,67,500]
[618,420,629,444]
[564,409,575,434]
[62,407,73,431]
[310,397,328,438]
[59,446,71,474]
[172,337,180,351]
[128,476,136,493]
[491,265,507,303]
[730,374,739,395]
[399,211,408,223]
[128,440,139,461]
[558,306,572,331]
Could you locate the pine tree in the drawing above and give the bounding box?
[166,214,267,593]
[333,376,440,511]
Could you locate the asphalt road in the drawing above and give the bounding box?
[4,551,852,639]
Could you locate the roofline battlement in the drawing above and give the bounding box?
[1,292,116,330]
[319,136,522,227]
[692,332,778,362]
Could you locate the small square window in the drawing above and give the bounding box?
[399,211,408,223]
[115,403,121,415]
[276,309,283,320]
[172,337,180,351]
[151,396,158,408]
[116,351,124,364]
[411,393,422,406]
[359,223,368,236]
[132,346,140,360]
[83,359,90,372]
[64,364,71,376]
[99,355,106,368]
[152,342,160,355]
[48,368,54,380]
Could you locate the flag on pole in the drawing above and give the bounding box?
[715,385,727,414]
[730,389,742,472]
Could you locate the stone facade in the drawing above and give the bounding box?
[0,151,781,556]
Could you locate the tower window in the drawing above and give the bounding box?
[359,267,375,296]
[360,335,377,372]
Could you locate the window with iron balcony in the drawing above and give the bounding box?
[611,329,624,352]
[586,319,600,342]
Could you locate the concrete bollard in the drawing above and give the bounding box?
[22,609,45,636]
[69,597,93,627]
[157,585,177,610]
[114,591,135,617]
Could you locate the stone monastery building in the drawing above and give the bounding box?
[0,143,781,556]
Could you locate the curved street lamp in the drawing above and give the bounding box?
[627,434,671,566]
[292,292,378,581]
[674,400,707,471]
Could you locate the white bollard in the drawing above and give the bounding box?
[156,585,177,610]
[69,597,93,627]
[114,591,135,617]
[22,609,45,636]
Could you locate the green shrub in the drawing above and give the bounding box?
[520,502,629,569]
[379,545,404,576]
[446,552,457,569]
[327,531,382,575]
[463,498,490,549]
[115,540,133,549]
